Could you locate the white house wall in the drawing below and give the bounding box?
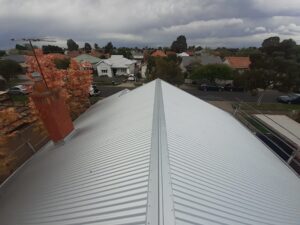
[96,62,113,77]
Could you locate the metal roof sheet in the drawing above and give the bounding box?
[254,114,300,148]
[0,80,300,225]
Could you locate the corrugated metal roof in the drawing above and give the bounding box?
[161,81,300,224]
[254,114,300,148]
[0,80,300,225]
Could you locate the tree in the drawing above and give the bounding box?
[251,37,300,91]
[84,43,92,53]
[67,39,79,51]
[171,35,188,53]
[94,43,99,50]
[0,50,6,57]
[148,57,184,85]
[262,36,280,55]
[116,47,133,59]
[0,60,22,84]
[53,58,71,70]
[104,42,114,54]
[191,64,233,83]
[15,44,27,51]
[26,49,92,119]
[42,45,64,54]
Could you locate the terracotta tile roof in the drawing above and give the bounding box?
[151,50,167,57]
[225,57,251,69]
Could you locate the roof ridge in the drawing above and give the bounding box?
[146,79,175,225]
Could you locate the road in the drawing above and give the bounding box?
[182,88,282,103]
[98,85,283,103]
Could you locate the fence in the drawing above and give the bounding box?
[0,123,49,184]
[233,101,300,176]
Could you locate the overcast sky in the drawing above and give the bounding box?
[1,0,300,49]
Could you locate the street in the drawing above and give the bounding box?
[182,88,283,103]
[98,85,283,103]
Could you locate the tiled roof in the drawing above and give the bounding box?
[151,50,167,57]
[74,54,101,64]
[1,55,26,63]
[225,56,251,69]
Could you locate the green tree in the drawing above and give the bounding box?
[84,43,92,53]
[251,37,300,91]
[104,42,114,54]
[0,60,22,84]
[116,47,133,59]
[53,58,71,70]
[191,64,233,83]
[15,44,27,51]
[171,35,188,53]
[94,43,99,50]
[148,57,184,85]
[0,50,6,57]
[67,39,79,51]
[42,45,64,54]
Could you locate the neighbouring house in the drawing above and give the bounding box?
[1,79,300,224]
[132,51,144,66]
[74,54,101,70]
[96,55,136,77]
[151,50,167,57]
[179,56,201,73]
[1,54,27,72]
[179,53,222,73]
[65,50,81,58]
[224,56,251,72]
[199,53,223,65]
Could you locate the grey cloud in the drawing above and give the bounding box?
[0,0,300,49]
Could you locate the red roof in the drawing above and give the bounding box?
[151,50,167,57]
[225,57,251,69]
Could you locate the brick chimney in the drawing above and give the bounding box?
[30,80,74,143]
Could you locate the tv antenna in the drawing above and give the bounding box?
[11,38,57,89]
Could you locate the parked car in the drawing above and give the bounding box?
[8,85,31,95]
[224,84,244,92]
[199,84,224,92]
[89,85,101,97]
[127,75,135,81]
[277,93,300,104]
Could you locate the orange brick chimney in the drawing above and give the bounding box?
[30,80,74,143]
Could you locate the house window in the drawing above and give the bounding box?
[120,68,127,73]
[101,70,108,74]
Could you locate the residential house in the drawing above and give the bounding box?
[151,50,167,57]
[74,54,101,70]
[224,56,251,72]
[96,55,136,77]
[1,79,300,224]
[199,53,223,65]
[179,53,222,73]
[1,55,27,71]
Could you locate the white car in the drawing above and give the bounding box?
[127,76,135,81]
